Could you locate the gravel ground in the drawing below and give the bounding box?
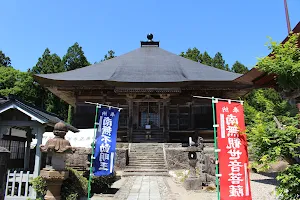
[166,172,279,200]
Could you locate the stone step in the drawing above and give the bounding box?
[130,153,164,155]
[124,168,168,172]
[129,161,165,165]
[131,145,163,146]
[122,172,169,177]
[128,163,166,166]
[129,155,164,159]
[129,159,164,162]
[130,150,163,153]
[127,165,166,169]
[129,156,164,159]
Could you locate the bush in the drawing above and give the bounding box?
[83,170,117,193]
[31,168,88,200]
[31,176,46,200]
[61,168,88,200]
[276,164,300,200]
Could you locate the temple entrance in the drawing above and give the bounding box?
[132,102,164,142]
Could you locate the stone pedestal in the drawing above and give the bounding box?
[184,177,203,190]
[40,170,69,200]
[183,146,204,190]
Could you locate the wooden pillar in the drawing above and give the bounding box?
[177,104,180,130]
[33,126,44,177]
[127,99,133,142]
[24,130,32,170]
[163,101,170,142]
[191,102,195,129]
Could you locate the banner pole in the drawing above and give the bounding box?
[212,97,220,200]
[87,104,99,200]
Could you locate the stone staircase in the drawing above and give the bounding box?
[123,143,169,176]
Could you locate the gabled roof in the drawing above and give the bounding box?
[35,45,242,83]
[0,95,79,132]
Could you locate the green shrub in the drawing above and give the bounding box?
[30,176,46,200]
[31,168,117,199]
[276,164,300,200]
[31,168,88,200]
[61,168,88,200]
[83,170,117,193]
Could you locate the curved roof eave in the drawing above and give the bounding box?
[34,46,243,84]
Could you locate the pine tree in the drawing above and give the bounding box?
[62,42,90,71]
[232,61,249,74]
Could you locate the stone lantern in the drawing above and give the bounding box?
[40,122,73,200]
[183,136,206,190]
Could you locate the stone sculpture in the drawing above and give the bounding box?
[40,121,73,200]
[183,136,206,190]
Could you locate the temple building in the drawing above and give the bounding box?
[34,34,257,143]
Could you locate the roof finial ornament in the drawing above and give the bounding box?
[147,33,153,41]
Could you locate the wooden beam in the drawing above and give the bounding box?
[0,121,42,127]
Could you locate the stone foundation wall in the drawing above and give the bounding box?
[66,146,129,171]
[163,143,215,176]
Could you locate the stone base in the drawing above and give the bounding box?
[40,170,69,200]
[184,177,203,190]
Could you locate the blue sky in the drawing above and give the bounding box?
[0,0,299,72]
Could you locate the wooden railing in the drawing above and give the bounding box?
[5,170,36,200]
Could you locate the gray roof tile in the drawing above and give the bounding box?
[36,46,242,82]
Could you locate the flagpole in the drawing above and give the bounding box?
[87,104,99,200]
[85,101,123,111]
[193,96,243,104]
[284,0,291,33]
[212,97,220,200]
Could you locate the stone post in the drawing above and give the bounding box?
[40,122,74,200]
[183,136,206,190]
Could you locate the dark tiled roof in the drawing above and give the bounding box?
[0,96,79,132]
[35,46,242,82]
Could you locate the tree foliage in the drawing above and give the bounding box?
[246,33,300,199]
[180,47,244,72]
[257,33,300,99]
[180,47,202,62]
[232,61,249,74]
[62,42,90,71]
[31,48,68,120]
[212,52,226,70]
[0,50,11,67]
[101,50,116,62]
[201,51,213,66]
[276,164,300,200]
[0,66,36,103]
[245,88,300,199]
[31,48,64,74]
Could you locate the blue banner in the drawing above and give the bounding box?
[93,107,120,176]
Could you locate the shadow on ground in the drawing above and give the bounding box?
[251,172,279,186]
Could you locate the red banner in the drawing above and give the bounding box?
[216,101,252,200]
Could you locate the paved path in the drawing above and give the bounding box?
[126,176,161,200]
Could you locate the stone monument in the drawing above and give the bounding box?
[40,122,73,200]
[183,136,206,190]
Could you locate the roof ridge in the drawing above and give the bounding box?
[10,95,62,119]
